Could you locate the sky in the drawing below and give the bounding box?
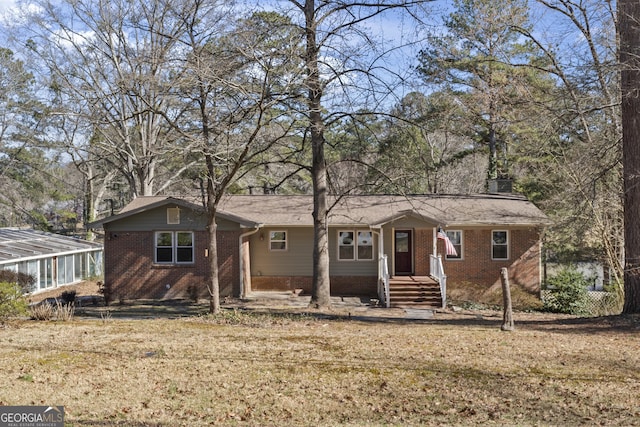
[0,0,15,12]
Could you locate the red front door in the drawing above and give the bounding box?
[394,230,413,275]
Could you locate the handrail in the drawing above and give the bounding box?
[379,254,390,308]
[430,254,447,309]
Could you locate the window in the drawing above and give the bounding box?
[338,231,355,260]
[492,230,508,260]
[357,231,374,260]
[269,231,287,251]
[39,258,53,290]
[57,254,75,285]
[74,253,84,281]
[155,231,194,264]
[156,232,174,263]
[338,230,375,261]
[446,230,462,259]
[89,251,103,277]
[176,232,194,262]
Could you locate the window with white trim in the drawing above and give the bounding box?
[357,231,374,260]
[338,231,355,260]
[338,230,374,261]
[155,231,194,264]
[491,230,508,260]
[446,230,462,259]
[269,231,287,251]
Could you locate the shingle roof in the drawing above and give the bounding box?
[92,194,549,229]
[218,194,550,227]
[0,228,102,264]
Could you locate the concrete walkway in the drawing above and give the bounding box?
[242,291,435,320]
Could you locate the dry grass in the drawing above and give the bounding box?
[447,281,544,311]
[0,305,638,427]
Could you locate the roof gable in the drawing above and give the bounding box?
[90,196,260,229]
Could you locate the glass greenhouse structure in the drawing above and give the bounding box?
[0,228,103,293]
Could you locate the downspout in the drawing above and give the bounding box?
[371,227,384,273]
[433,227,438,257]
[239,226,262,299]
[371,226,389,307]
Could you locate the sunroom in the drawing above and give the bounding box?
[0,228,103,293]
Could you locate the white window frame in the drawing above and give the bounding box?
[446,230,463,260]
[269,230,288,251]
[155,231,194,264]
[338,230,355,260]
[338,230,375,261]
[175,231,194,263]
[357,231,374,260]
[491,230,509,260]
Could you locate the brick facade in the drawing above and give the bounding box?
[435,227,542,293]
[104,226,541,301]
[414,229,434,276]
[104,229,240,301]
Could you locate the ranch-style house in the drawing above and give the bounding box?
[90,193,549,308]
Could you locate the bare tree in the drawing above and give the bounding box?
[282,0,431,309]
[514,1,623,284]
[175,4,305,313]
[372,91,487,194]
[19,0,197,200]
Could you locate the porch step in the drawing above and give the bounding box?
[388,276,442,308]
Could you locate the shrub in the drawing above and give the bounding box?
[30,303,55,321]
[543,266,591,315]
[30,300,75,321]
[60,290,77,305]
[0,270,36,294]
[54,301,75,321]
[0,281,28,321]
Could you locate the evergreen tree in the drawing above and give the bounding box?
[417,0,547,182]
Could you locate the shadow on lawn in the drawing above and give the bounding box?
[74,296,639,334]
[76,298,209,319]
[513,314,640,334]
[361,310,639,334]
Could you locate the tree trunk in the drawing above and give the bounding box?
[487,126,498,180]
[84,169,95,240]
[500,267,515,331]
[305,0,331,309]
[620,0,640,313]
[207,212,221,314]
[310,136,331,309]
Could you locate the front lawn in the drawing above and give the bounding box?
[1,307,638,426]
